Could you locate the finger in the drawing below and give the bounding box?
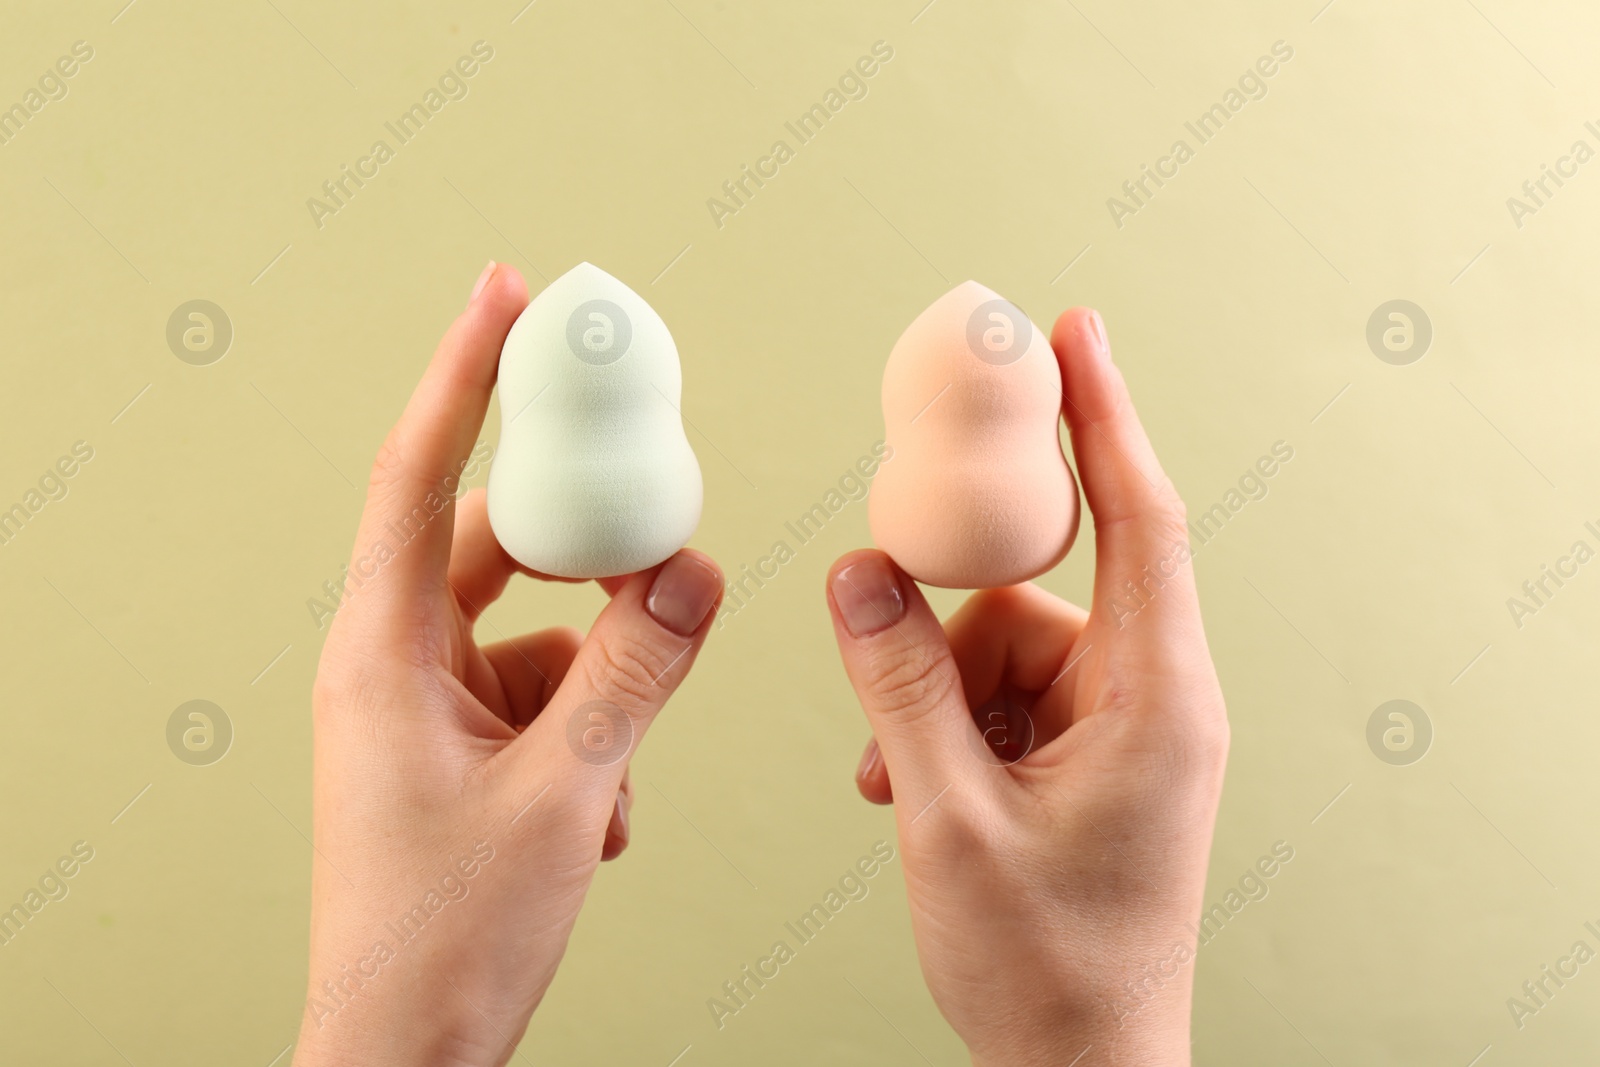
[944,584,1089,707]
[944,584,1090,747]
[472,626,584,731]
[1051,308,1198,623]
[855,738,893,805]
[600,787,630,861]
[350,264,528,615]
[602,771,634,860]
[447,489,592,623]
[596,574,631,597]
[826,550,983,805]
[507,550,724,802]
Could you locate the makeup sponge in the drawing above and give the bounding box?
[487,262,702,579]
[869,281,1079,588]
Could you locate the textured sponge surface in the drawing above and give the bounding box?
[869,281,1079,588]
[487,262,703,579]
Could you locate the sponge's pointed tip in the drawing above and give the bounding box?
[887,278,1048,369]
[906,278,1013,333]
[558,260,613,285]
[521,259,675,352]
[948,278,1004,305]
[540,260,645,305]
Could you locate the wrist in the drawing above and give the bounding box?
[293,945,519,1067]
[294,1001,506,1067]
[965,985,1191,1067]
[294,999,493,1067]
[970,1021,1189,1067]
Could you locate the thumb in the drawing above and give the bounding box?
[510,550,724,808]
[826,551,981,807]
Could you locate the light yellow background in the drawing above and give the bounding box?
[2,0,1598,1063]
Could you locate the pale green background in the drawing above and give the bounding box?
[1,0,1597,1063]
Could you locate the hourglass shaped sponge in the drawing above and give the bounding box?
[487,262,703,579]
[868,281,1079,589]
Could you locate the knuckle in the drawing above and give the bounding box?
[1182,698,1231,767]
[365,438,424,515]
[310,652,394,741]
[868,648,958,721]
[311,640,373,711]
[1157,482,1188,528]
[533,781,605,833]
[366,435,438,507]
[942,797,1004,851]
[911,790,1009,860]
[368,436,408,493]
[1147,691,1231,787]
[1136,477,1188,538]
[584,633,676,715]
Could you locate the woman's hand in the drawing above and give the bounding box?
[828,307,1227,1066]
[293,263,724,1067]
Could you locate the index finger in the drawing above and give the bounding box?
[348,263,529,613]
[1050,307,1197,626]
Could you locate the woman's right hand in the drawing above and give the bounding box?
[825,307,1228,1066]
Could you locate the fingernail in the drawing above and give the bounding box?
[1087,310,1110,360]
[608,796,627,844]
[832,557,905,637]
[602,793,628,861]
[468,261,497,307]
[645,554,722,636]
[857,738,881,781]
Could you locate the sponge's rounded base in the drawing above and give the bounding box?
[869,461,1079,589]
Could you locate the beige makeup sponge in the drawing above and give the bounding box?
[869,281,1079,588]
[487,262,702,579]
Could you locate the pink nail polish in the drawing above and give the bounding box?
[831,557,906,637]
[857,739,881,780]
[602,793,628,861]
[645,554,722,636]
[611,793,628,843]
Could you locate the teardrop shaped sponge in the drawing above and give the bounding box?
[869,281,1079,588]
[487,262,703,579]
